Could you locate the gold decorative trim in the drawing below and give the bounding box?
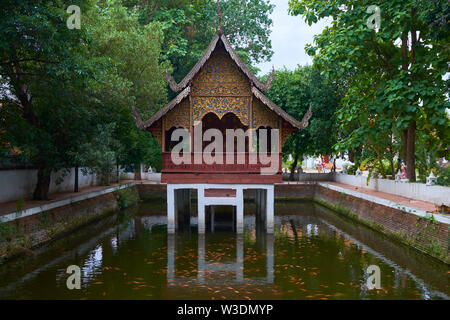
[192,96,250,125]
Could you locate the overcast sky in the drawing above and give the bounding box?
[255,0,331,75]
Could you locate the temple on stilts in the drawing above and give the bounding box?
[142,12,311,235]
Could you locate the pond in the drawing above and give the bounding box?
[0,200,448,300]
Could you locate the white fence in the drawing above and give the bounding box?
[284,172,448,206]
[333,173,449,207]
[120,171,161,181]
[0,165,163,203]
[0,168,97,203]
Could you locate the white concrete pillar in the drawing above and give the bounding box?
[236,234,244,281]
[266,186,274,234]
[167,185,176,233]
[167,233,175,285]
[266,234,274,283]
[197,233,205,283]
[236,188,244,234]
[197,187,205,234]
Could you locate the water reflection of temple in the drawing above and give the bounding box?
[166,221,274,285]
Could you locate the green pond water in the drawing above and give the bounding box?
[0,200,448,300]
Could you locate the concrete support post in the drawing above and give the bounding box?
[167,185,176,234]
[266,186,274,233]
[236,188,244,234]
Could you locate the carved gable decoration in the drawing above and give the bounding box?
[252,97,279,129]
[164,97,190,129]
[192,48,251,97]
[191,48,250,125]
[192,96,250,125]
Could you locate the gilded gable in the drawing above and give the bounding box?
[190,47,251,125]
[191,48,251,97]
[164,98,190,129]
[252,98,279,129]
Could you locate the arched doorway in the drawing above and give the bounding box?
[201,112,249,152]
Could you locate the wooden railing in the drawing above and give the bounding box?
[161,152,282,173]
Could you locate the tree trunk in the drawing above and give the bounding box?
[134,163,142,180]
[33,167,51,200]
[402,129,408,165]
[74,166,79,192]
[289,154,299,181]
[406,121,416,181]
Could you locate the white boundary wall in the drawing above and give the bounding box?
[0,168,97,203]
[333,173,449,207]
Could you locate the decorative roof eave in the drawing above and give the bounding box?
[252,87,312,130]
[141,87,191,129]
[164,32,275,93]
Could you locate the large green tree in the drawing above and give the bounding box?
[289,0,450,181]
[86,0,167,174]
[0,0,98,199]
[265,66,340,179]
[0,0,167,198]
[125,0,274,82]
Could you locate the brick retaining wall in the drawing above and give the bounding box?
[0,190,120,262]
[314,184,449,263]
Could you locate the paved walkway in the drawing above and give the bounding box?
[325,181,438,213]
[0,180,137,217]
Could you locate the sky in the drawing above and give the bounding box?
[255,0,331,75]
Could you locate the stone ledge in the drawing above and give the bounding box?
[0,182,135,224]
[317,182,450,225]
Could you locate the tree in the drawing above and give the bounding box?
[264,66,340,180]
[86,0,167,177]
[289,0,450,181]
[0,0,167,198]
[125,0,274,83]
[87,0,167,120]
[0,0,99,199]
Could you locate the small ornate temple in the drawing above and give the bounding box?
[142,15,311,234]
